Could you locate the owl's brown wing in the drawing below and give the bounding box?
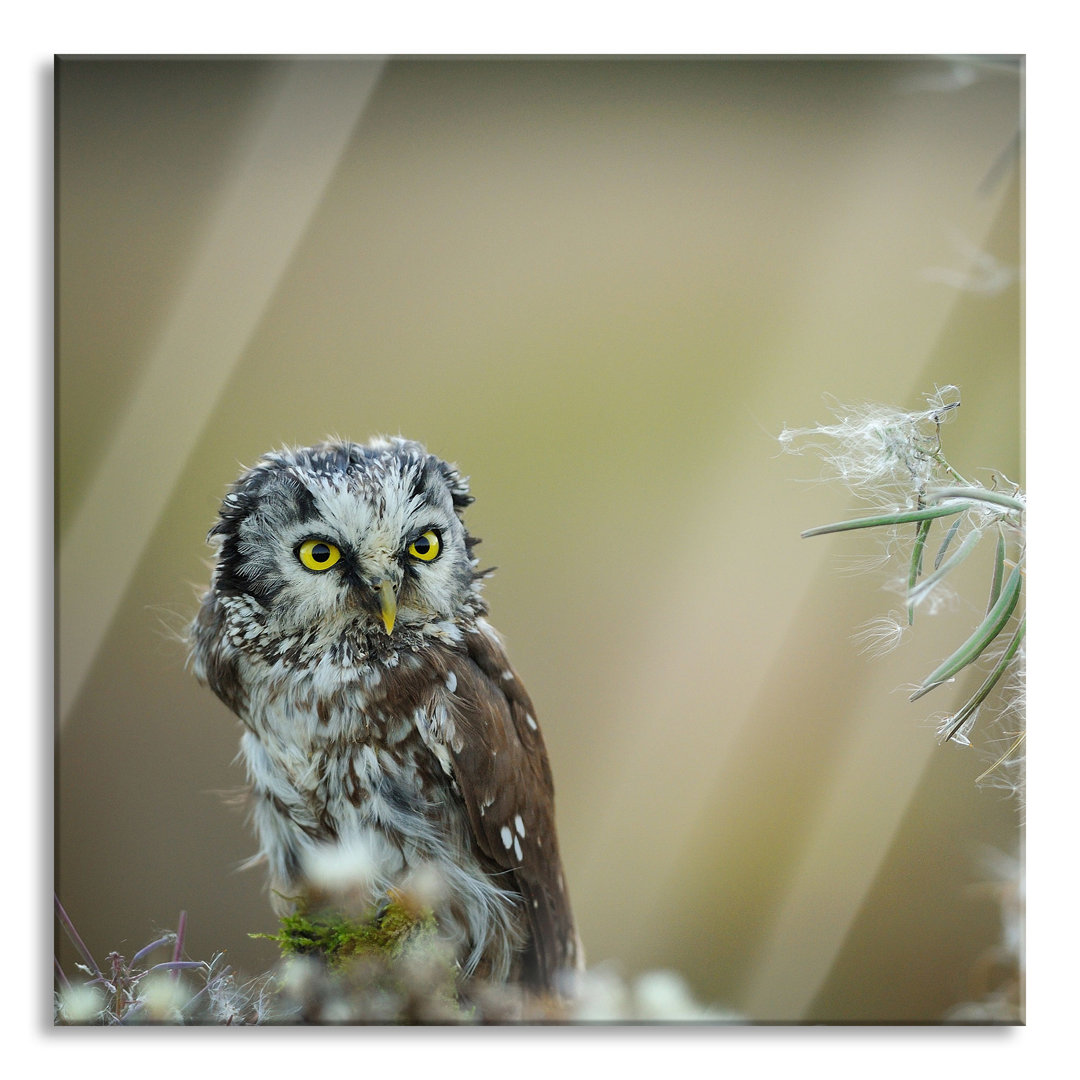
[441,620,580,993]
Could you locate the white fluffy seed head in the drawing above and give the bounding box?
[138,973,192,1022]
[302,835,379,896]
[57,983,107,1024]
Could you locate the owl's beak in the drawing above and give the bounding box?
[377,579,398,635]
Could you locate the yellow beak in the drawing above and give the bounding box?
[378,579,398,635]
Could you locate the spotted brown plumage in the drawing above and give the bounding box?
[189,438,580,992]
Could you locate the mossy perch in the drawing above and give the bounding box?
[251,890,472,1022]
[253,891,438,967]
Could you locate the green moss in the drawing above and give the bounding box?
[251,894,438,968]
[250,894,470,1021]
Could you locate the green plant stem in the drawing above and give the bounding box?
[924,486,1025,512]
[929,452,971,488]
[907,518,932,625]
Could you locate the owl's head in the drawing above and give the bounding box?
[206,438,483,638]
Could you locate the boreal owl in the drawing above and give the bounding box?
[190,437,581,993]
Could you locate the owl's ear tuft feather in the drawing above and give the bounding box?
[208,486,254,539]
[208,456,317,542]
[435,458,474,513]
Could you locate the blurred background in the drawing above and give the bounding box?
[55,56,1023,1022]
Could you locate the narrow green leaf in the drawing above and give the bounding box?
[910,559,1024,700]
[941,614,1026,742]
[987,531,1006,614]
[907,518,931,625]
[801,501,973,539]
[933,515,965,570]
[925,486,1025,513]
[909,527,982,607]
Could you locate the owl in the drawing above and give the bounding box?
[190,437,581,994]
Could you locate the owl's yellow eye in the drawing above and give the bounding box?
[297,539,341,572]
[408,530,441,562]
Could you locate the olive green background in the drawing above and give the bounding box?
[55,56,1023,1021]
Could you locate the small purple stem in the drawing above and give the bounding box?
[54,894,101,978]
[131,935,175,967]
[172,911,188,979]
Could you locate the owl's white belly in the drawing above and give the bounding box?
[237,668,523,979]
